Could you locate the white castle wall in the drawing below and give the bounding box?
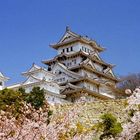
[32,71,53,81]
[24,82,60,94]
[62,56,82,67]
[57,42,96,55]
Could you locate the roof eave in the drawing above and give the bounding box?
[50,38,105,52]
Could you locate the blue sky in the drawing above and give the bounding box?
[0,0,140,85]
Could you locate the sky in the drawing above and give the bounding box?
[0,0,140,85]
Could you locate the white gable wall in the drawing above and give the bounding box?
[57,42,96,55]
[94,63,103,71]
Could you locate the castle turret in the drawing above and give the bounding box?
[0,72,9,90]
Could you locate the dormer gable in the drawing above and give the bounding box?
[51,62,81,78]
[106,69,116,78]
[22,76,39,85]
[22,63,54,78]
[22,63,41,75]
[50,27,105,54]
[58,27,79,44]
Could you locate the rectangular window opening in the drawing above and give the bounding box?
[67,48,69,52]
[71,47,73,51]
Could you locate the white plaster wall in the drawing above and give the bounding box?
[101,77,115,85]
[57,42,96,55]
[0,81,4,90]
[24,82,60,94]
[84,82,98,92]
[54,72,75,84]
[57,42,79,54]
[24,77,36,84]
[73,43,82,52]
[78,42,95,53]
[99,85,115,98]
[43,83,60,94]
[94,63,103,71]
[33,72,53,81]
[76,82,84,87]
[76,81,97,92]
[83,70,98,79]
[0,86,3,90]
[62,56,82,67]
[77,69,85,76]
[99,85,111,94]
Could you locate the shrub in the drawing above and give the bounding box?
[48,110,53,117]
[18,87,25,94]
[76,122,84,134]
[99,113,123,140]
[128,109,135,117]
[47,110,53,124]
[0,88,24,117]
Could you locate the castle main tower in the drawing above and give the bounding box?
[43,27,122,102]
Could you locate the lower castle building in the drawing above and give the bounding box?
[4,27,123,104]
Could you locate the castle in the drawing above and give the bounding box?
[1,27,123,104]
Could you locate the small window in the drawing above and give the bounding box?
[62,49,65,53]
[72,59,76,64]
[67,48,69,52]
[67,62,72,66]
[82,46,84,51]
[71,47,73,51]
[58,71,62,74]
[85,48,87,52]
[0,82,2,86]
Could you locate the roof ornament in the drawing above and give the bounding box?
[66,26,70,31]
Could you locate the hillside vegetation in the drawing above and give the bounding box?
[0,87,140,140]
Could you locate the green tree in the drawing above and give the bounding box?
[99,113,123,140]
[25,87,45,109]
[0,88,24,117]
[18,87,25,94]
